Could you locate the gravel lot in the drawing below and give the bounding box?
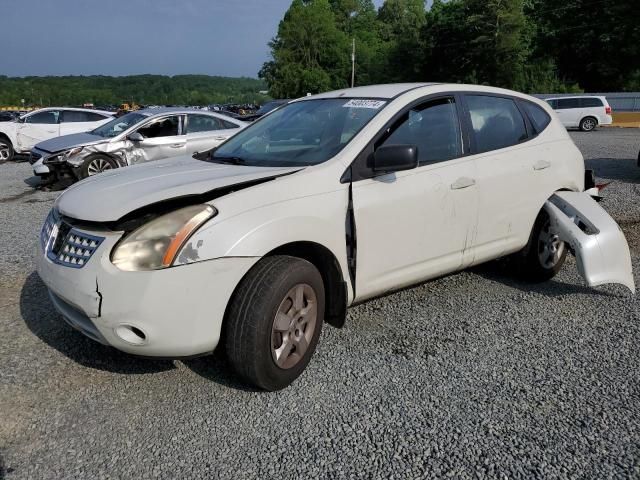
[1,129,640,479]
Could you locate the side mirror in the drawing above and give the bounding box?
[372,144,418,173]
[128,132,144,142]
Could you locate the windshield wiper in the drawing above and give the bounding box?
[209,156,246,165]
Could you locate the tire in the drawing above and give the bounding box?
[514,208,567,282]
[77,154,117,179]
[0,136,14,162]
[579,116,597,132]
[225,255,325,391]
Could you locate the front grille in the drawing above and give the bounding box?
[41,210,105,268]
[29,151,43,165]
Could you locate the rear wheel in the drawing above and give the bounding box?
[514,209,567,282]
[224,256,325,391]
[579,116,597,132]
[77,155,117,179]
[0,136,14,162]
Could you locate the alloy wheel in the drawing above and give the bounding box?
[271,283,318,369]
[538,221,565,269]
[582,118,596,131]
[86,158,113,176]
[0,143,10,161]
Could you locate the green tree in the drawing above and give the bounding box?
[528,0,640,91]
[260,0,351,97]
[376,0,426,82]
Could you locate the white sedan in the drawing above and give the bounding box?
[36,83,634,390]
[0,107,113,161]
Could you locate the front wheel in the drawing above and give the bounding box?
[224,256,325,391]
[579,116,597,132]
[0,137,14,162]
[77,155,117,179]
[513,209,567,282]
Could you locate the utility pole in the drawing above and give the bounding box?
[351,38,355,88]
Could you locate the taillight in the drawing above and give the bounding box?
[605,106,612,115]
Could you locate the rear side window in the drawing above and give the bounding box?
[546,99,558,109]
[187,114,223,133]
[521,101,551,135]
[221,119,240,129]
[61,111,109,123]
[556,98,581,109]
[466,95,528,153]
[580,98,603,108]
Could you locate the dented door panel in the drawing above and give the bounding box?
[544,191,635,293]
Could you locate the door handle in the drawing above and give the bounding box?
[213,136,227,141]
[170,144,184,148]
[533,160,551,171]
[451,177,476,190]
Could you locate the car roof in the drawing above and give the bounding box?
[544,95,606,100]
[33,107,114,116]
[306,83,440,100]
[136,107,245,124]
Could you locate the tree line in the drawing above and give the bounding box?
[260,0,640,98]
[0,75,268,108]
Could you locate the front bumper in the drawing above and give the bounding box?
[36,230,259,357]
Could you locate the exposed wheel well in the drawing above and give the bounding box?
[266,242,348,328]
[0,133,12,146]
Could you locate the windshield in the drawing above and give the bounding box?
[210,98,386,167]
[91,112,147,138]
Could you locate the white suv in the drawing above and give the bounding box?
[545,96,613,131]
[0,107,113,161]
[37,84,634,390]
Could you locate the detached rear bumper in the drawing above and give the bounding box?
[37,238,259,357]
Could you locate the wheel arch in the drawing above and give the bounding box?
[264,241,348,328]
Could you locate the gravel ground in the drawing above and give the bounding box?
[1,129,640,479]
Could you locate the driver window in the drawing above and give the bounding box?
[137,116,180,138]
[25,111,59,124]
[379,98,462,164]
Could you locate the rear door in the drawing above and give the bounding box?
[129,115,186,163]
[16,110,61,150]
[462,94,556,264]
[185,114,242,155]
[59,110,111,136]
[351,95,479,301]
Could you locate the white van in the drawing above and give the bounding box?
[545,96,612,131]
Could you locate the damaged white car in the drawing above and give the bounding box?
[30,108,246,183]
[37,84,634,391]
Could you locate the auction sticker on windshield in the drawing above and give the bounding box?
[343,99,386,109]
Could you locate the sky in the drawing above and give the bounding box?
[1,0,389,79]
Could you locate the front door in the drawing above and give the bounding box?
[351,96,478,301]
[16,110,60,150]
[128,115,186,163]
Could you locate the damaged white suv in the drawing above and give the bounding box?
[37,84,634,390]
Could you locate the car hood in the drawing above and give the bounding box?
[36,132,107,153]
[56,156,302,222]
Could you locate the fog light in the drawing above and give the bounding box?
[115,325,147,345]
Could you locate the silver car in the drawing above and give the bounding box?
[30,107,246,183]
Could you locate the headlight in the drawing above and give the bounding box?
[111,204,216,271]
[45,147,83,164]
